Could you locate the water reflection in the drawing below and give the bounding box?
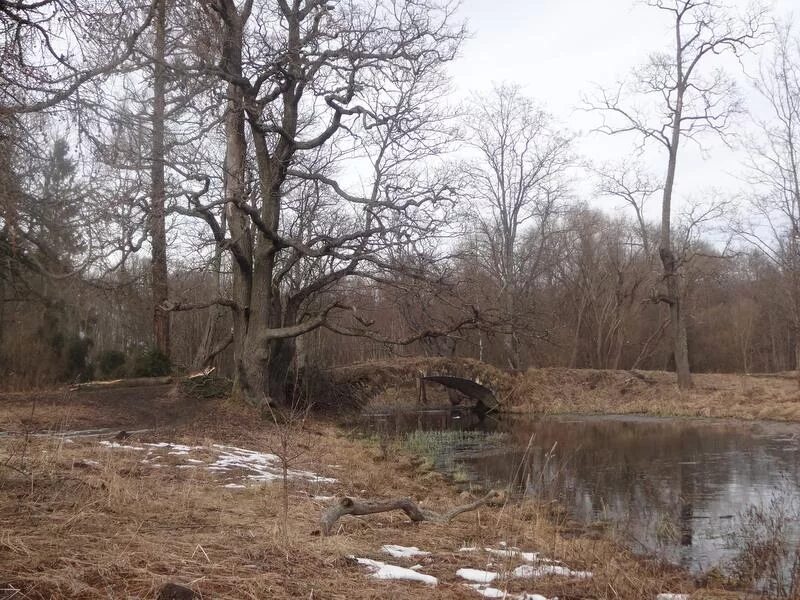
[361,412,800,573]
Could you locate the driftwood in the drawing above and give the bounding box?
[319,489,503,536]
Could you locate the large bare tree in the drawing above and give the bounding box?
[587,0,765,389]
[169,0,465,406]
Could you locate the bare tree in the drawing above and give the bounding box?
[737,21,800,375]
[167,0,465,406]
[586,0,766,389]
[464,84,572,369]
[0,0,156,115]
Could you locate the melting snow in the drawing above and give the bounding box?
[99,440,335,487]
[513,564,592,579]
[485,547,538,562]
[465,584,506,598]
[211,444,336,483]
[381,545,431,558]
[352,557,437,585]
[656,595,689,600]
[457,568,498,583]
[465,585,553,600]
[99,441,145,450]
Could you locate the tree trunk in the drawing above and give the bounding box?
[218,7,258,405]
[503,284,520,370]
[192,213,227,370]
[569,295,587,368]
[267,337,295,407]
[660,64,692,388]
[150,0,170,359]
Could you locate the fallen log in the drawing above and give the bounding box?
[70,376,173,391]
[319,489,504,536]
[70,367,215,392]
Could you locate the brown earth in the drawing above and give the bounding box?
[0,383,744,599]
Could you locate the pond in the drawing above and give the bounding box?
[362,410,800,583]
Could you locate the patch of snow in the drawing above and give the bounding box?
[486,547,538,562]
[459,547,478,552]
[656,595,689,600]
[64,438,74,444]
[381,545,431,559]
[457,568,498,583]
[211,444,336,484]
[352,557,437,585]
[224,483,246,489]
[465,586,554,600]
[146,442,198,451]
[513,564,592,579]
[312,495,335,502]
[99,441,146,450]
[465,583,507,598]
[100,440,335,487]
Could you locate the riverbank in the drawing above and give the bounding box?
[513,368,800,422]
[0,387,739,599]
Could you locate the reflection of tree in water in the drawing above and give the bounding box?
[472,417,799,571]
[360,412,800,572]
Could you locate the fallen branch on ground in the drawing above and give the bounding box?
[70,368,215,392]
[318,489,504,536]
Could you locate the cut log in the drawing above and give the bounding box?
[319,489,504,536]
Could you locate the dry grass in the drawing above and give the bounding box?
[511,368,800,422]
[0,387,748,599]
[334,359,800,423]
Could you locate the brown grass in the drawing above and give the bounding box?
[0,387,748,599]
[510,368,800,422]
[334,359,800,423]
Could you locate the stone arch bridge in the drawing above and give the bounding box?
[328,357,516,410]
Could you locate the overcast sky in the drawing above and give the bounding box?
[447,0,797,220]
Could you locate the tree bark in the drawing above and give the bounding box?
[150,0,170,359]
[660,27,693,389]
[216,3,257,405]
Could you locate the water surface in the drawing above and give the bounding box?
[364,410,800,574]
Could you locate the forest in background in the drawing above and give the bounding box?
[1,0,799,402]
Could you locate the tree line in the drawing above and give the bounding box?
[0,0,798,404]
